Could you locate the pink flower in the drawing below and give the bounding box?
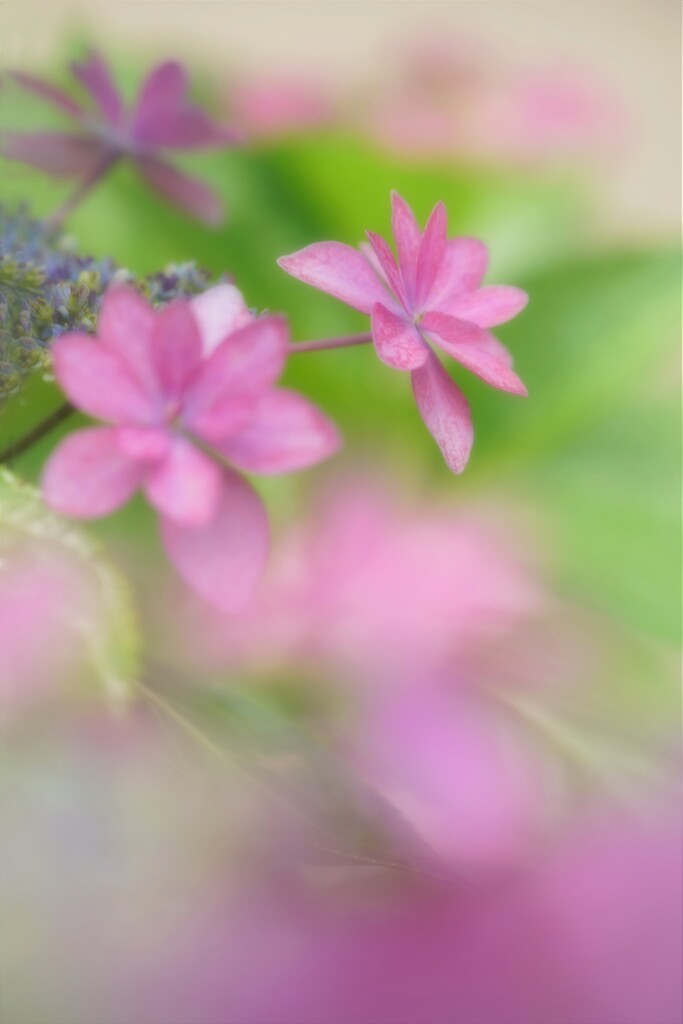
[278,191,528,472]
[41,283,340,612]
[2,52,239,223]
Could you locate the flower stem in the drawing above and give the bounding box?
[45,151,120,231]
[0,401,74,463]
[288,332,372,355]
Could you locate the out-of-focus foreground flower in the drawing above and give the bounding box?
[1,52,239,223]
[279,191,528,472]
[42,283,339,611]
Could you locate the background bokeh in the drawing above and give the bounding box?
[0,3,680,1023]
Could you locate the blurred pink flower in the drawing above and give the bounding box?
[350,678,554,872]
[138,805,681,1024]
[365,35,624,167]
[168,478,541,678]
[278,192,527,472]
[2,52,239,223]
[0,546,99,720]
[229,76,336,139]
[42,283,340,612]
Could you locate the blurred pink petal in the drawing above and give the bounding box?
[445,285,529,327]
[160,470,269,613]
[231,76,335,138]
[190,283,252,355]
[277,242,389,315]
[42,427,144,519]
[182,316,288,442]
[144,437,223,526]
[219,388,341,474]
[136,155,224,225]
[53,333,162,425]
[0,132,107,177]
[371,302,428,370]
[353,682,550,870]
[8,70,84,116]
[0,548,99,716]
[71,52,123,125]
[422,311,527,394]
[411,353,473,473]
[133,61,237,149]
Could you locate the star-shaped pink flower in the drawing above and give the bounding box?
[42,284,340,612]
[2,52,239,224]
[278,191,528,472]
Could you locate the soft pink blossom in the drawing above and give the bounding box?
[138,806,681,1024]
[278,192,527,472]
[2,52,240,223]
[166,478,541,679]
[229,76,336,139]
[42,284,340,612]
[350,678,554,872]
[0,545,99,720]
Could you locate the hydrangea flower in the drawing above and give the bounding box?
[2,52,239,224]
[278,191,528,472]
[41,284,340,611]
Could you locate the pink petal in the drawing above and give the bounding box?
[190,284,252,355]
[98,285,161,397]
[181,316,288,442]
[422,311,527,394]
[390,190,421,302]
[132,61,235,149]
[366,231,408,309]
[218,388,341,474]
[135,155,224,225]
[446,286,529,328]
[427,237,489,310]
[133,63,233,147]
[8,71,83,117]
[371,302,428,371]
[0,132,107,177]
[70,52,123,125]
[151,299,203,402]
[411,352,474,474]
[160,470,269,613]
[277,242,387,315]
[421,310,486,347]
[144,437,222,526]
[116,426,171,461]
[42,427,143,519]
[415,201,447,310]
[52,333,161,425]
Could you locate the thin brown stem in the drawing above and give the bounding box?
[0,401,74,463]
[45,151,120,231]
[288,332,372,355]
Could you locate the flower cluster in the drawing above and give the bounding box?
[0,205,216,399]
[1,53,530,613]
